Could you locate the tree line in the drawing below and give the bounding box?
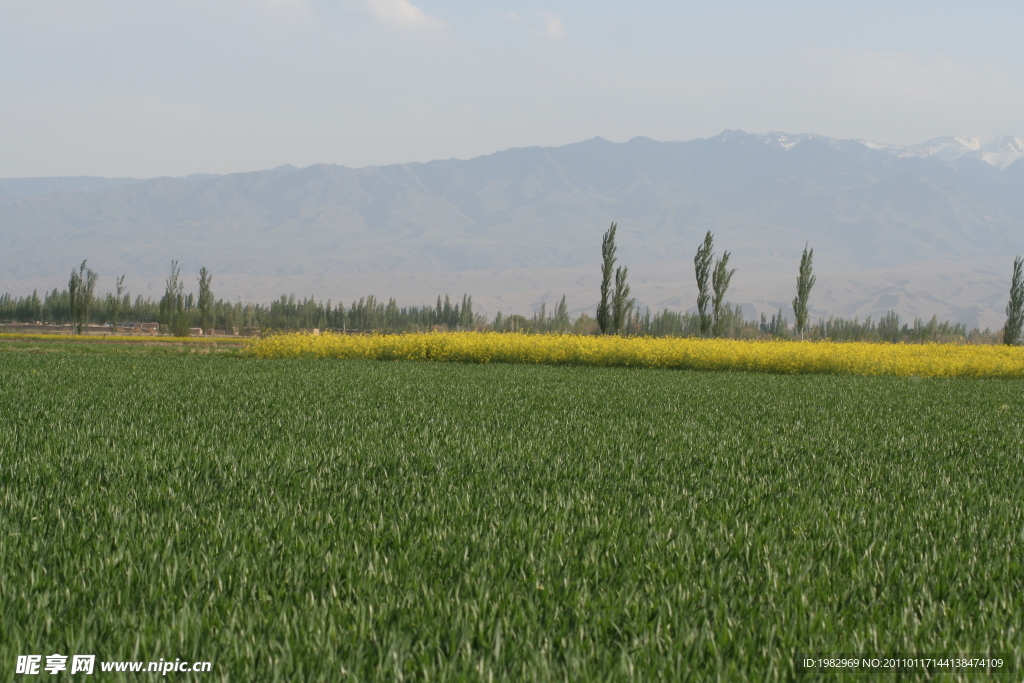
[594,222,1023,345]
[2,240,1022,344]
[0,260,483,335]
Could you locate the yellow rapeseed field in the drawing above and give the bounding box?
[242,331,1024,379]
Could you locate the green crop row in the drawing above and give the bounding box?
[1,353,1022,680]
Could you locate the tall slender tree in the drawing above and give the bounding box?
[68,260,97,334]
[68,265,81,333]
[442,294,456,328]
[597,222,618,334]
[553,294,570,332]
[694,231,714,336]
[612,264,635,335]
[198,267,213,335]
[711,250,735,337]
[82,266,97,333]
[1003,255,1024,345]
[108,274,126,333]
[159,260,187,336]
[460,293,474,329]
[793,243,816,340]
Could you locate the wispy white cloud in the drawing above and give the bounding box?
[534,10,564,39]
[359,0,444,31]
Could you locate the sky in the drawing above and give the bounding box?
[2,0,1023,178]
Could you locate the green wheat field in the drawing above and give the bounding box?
[2,346,1022,680]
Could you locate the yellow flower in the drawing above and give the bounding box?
[241,332,1024,379]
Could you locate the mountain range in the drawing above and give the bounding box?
[2,130,1023,329]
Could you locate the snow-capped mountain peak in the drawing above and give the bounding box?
[856,135,1024,169]
[716,130,848,152]
[719,130,1024,169]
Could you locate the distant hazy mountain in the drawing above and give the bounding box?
[2,131,1023,328]
[0,176,144,198]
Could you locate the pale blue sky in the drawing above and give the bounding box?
[2,0,1022,177]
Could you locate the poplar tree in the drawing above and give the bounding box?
[793,243,816,340]
[553,294,570,332]
[1003,255,1024,345]
[159,260,187,336]
[597,222,617,334]
[460,294,474,330]
[198,267,213,335]
[108,274,126,333]
[612,265,635,335]
[68,265,81,333]
[442,294,456,328]
[711,250,735,337]
[82,266,97,332]
[694,231,714,336]
[68,260,97,334]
